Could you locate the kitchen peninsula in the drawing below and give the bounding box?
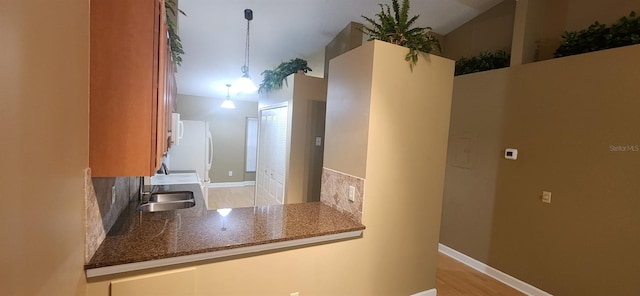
[85,183,365,277]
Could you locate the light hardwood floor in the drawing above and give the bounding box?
[207,185,256,209]
[207,185,283,210]
[436,252,525,296]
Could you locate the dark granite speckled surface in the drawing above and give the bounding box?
[85,183,365,269]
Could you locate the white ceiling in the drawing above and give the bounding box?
[175,0,504,100]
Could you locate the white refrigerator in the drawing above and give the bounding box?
[167,120,213,208]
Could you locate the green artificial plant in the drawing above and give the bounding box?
[554,11,640,58]
[455,50,511,76]
[165,0,186,67]
[259,58,312,93]
[361,0,440,68]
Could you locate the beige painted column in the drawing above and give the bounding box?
[510,0,545,65]
[322,40,455,294]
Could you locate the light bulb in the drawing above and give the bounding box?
[221,99,236,109]
[235,75,258,94]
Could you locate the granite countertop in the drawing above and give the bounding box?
[85,183,365,277]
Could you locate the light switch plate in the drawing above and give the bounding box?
[505,148,518,160]
[111,185,116,205]
[348,186,355,202]
[542,191,552,203]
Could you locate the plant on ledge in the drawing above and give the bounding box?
[258,58,312,93]
[454,50,511,76]
[361,0,440,69]
[166,0,186,67]
[554,11,640,58]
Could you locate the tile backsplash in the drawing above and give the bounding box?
[320,167,365,223]
[84,168,139,263]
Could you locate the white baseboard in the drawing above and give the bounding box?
[438,244,552,296]
[208,181,255,188]
[410,288,437,296]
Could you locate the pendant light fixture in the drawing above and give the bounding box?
[221,84,236,109]
[235,8,258,94]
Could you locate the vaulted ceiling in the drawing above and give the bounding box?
[175,0,504,100]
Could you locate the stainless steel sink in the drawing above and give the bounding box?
[148,191,194,203]
[138,200,195,212]
[138,191,196,213]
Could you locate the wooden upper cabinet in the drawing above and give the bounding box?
[90,0,172,177]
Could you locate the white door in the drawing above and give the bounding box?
[256,104,288,206]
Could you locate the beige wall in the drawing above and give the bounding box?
[302,48,326,78]
[441,0,516,60]
[364,41,454,293]
[440,68,509,263]
[541,0,639,60]
[176,94,258,183]
[323,43,374,178]
[260,74,328,204]
[306,101,326,202]
[510,0,545,65]
[0,0,89,295]
[289,74,328,203]
[441,44,640,295]
[453,0,637,65]
[492,44,640,295]
[512,0,639,63]
[324,22,364,79]
[87,40,454,296]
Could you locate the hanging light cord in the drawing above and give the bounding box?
[242,10,252,75]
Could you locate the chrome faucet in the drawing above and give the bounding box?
[158,163,169,175]
[138,176,159,202]
[138,176,148,201]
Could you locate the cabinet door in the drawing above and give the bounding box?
[154,1,169,170]
[110,268,196,296]
[90,0,168,177]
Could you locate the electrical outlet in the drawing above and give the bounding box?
[542,191,552,204]
[111,185,116,205]
[228,171,233,177]
[348,186,355,202]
